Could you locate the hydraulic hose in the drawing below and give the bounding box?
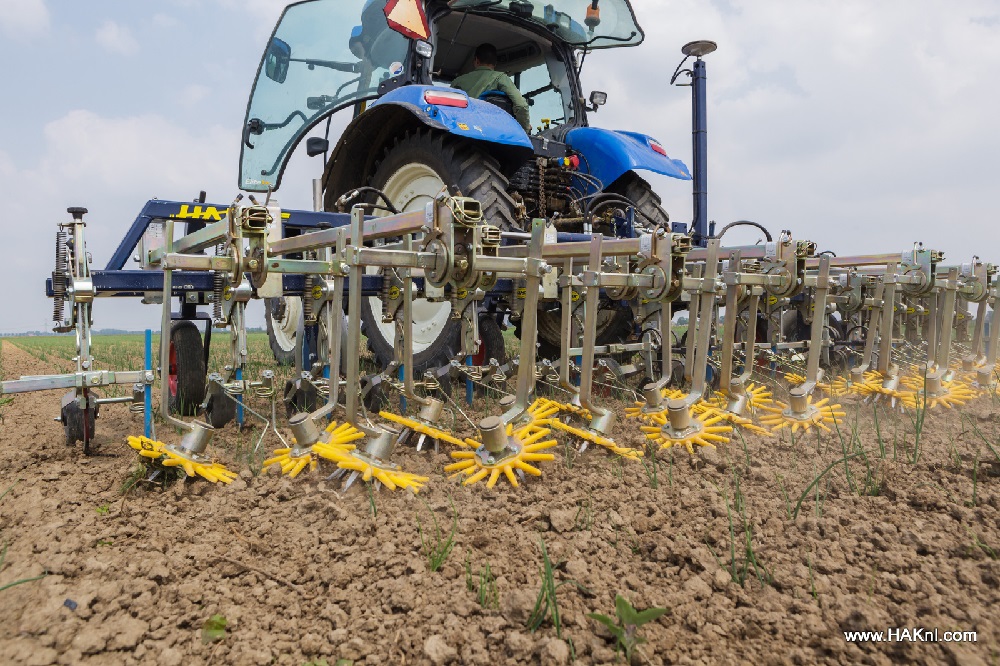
[713,220,773,242]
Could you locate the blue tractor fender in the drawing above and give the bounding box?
[369,85,533,150]
[565,127,691,191]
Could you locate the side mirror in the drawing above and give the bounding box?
[306,137,330,157]
[264,37,291,84]
[589,91,608,108]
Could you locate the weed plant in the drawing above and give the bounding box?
[587,595,668,662]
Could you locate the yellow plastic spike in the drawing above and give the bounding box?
[639,408,734,454]
[379,411,467,448]
[758,396,847,434]
[128,435,166,459]
[128,435,237,483]
[446,422,558,488]
[527,398,563,421]
[539,418,644,460]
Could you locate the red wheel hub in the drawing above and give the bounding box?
[168,340,178,396]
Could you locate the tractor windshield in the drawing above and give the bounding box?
[448,0,643,49]
[240,0,409,192]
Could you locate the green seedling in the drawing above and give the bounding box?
[967,531,997,560]
[640,443,659,489]
[527,538,586,639]
[417,495,457,573]
[573,495,593,532]
[792,453,862,519]
[366,481,377,519]
[201,614,227,644]
[96,504,111,516]
[464,551,499,610]
[587,595,668,663]
[967,455,980,508]
[0,542,47,593]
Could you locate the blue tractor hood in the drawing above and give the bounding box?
[566,127,690,190]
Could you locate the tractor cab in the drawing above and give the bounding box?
[429,0,643,136]
[243,0,691,378]
[240,0,654,194]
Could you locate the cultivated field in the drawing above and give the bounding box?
[0,336,998,665]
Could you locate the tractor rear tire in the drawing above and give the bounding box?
[168,321,206,416]
[358,130,520,390]
[535,173,669,358]
[609,173,671,229]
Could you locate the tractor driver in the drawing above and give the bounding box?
[451,43,532,133]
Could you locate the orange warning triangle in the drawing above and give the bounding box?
[384,0,430,41]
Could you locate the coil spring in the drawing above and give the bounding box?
[52,231,68,322]
[304,275,315,323]
[213,242,226,322]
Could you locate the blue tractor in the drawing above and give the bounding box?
[240,0,691,376]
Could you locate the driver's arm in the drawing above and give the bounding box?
[496,74,532,133]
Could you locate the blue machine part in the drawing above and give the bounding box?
[565,127,691,191]
[369,86,532,150]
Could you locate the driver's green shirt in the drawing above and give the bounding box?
[451,66,531,132]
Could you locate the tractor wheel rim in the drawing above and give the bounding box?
[370,162,452,353]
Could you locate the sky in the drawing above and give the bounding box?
[0,0,997,334]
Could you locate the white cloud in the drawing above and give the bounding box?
[0,0,50,38]
[95,20,139,56]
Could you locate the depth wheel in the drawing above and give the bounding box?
[61,391,98,453]
[167,321,206,416]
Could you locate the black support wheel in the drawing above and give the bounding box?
[61,391,98,453]
[167,321,207,416]
[204,380,236,429]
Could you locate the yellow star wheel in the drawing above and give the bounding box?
[127,435,237,484]
[639,409,734,454]
[758,396,847,434]
[897,377,979,409]
[379,411,467,448]
[263,421,364,478]
[445,423,557,488]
